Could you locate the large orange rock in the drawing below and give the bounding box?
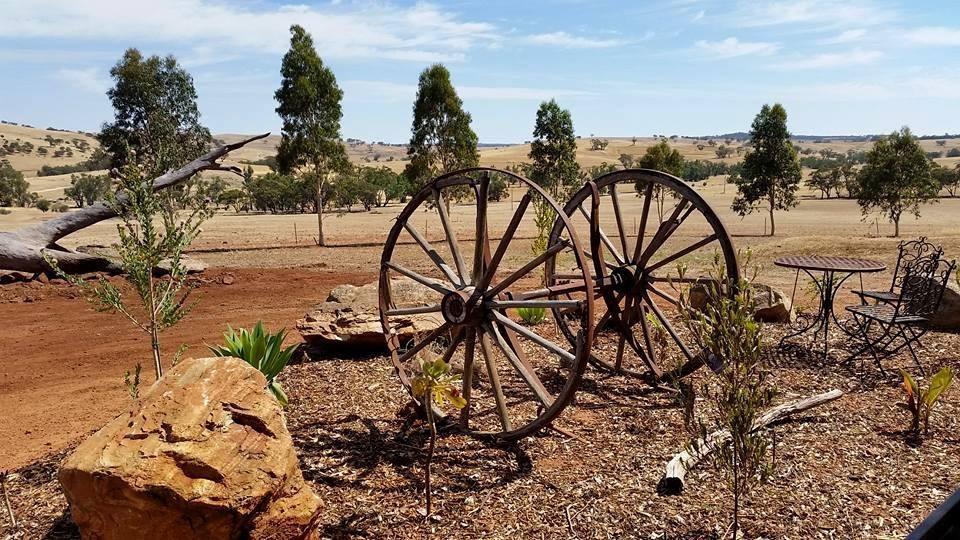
[59,357,320,540]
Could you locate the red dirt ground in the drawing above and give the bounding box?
[0,267,375,470]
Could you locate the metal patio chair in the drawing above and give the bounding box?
[845,257,956,374]
[853,236,943,305]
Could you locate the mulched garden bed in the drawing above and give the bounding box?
[4,324,959,539]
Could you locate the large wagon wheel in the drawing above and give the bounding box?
[546,169,738,382]
[379,167,594,440]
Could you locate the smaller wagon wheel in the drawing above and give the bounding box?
[379,167,594,440]
[546,169,739,383]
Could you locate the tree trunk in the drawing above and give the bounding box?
[768,192,776,236]
[893,215,900,237]
[0,134,269,274]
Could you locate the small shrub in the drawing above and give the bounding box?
[411,352,466,519]
[517,306,547,325]
[901,367,954,442]
[51,202,69,212]
[34,198,51,212]
[208,321,297,406]
[124,363,142,400]
[0,208,10,215]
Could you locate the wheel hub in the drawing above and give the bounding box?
[611,264,644,293]
[441,290,473,325]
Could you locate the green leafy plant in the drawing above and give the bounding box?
[411,352,466,520]
[517,306,547,325]
[676,249,774,539]
[208,321,296,406]
[901,367,954,442]
[45,163,211,382]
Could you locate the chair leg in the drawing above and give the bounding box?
[903,326,926,375]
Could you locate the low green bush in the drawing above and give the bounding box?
[208,321,297,406]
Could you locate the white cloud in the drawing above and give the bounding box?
[818,29,867,44]
[771,48,881,70]
[693,37,780,58]
[53,67,109,94]
[524,32,626,49]
[0,1,499,64]
[904,27,960,46]
[736,0,895,29]
[343,80,595,102]
[692,10,705,22]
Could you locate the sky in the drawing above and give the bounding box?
[0,0,959,143]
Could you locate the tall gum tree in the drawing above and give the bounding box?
[275,24,347,247]
[732,103,801,236]
[404,64,478,195]
[528,99,580,254]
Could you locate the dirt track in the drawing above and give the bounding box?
[0,267,374,470]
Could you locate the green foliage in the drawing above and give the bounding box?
[34,198,51,212]
[856,127,939,237]
[948,147,960,158]
[487,173,508,202]
[677,250,774,538]
[64,173,111,208]
[45,163,211,381]
[901,367,954,442]
[932,163,960,197]
[682,159,732,182]
[590,138,609,151]
[98,49,212,177]
[404,64,479,191]
[37,148,111,176]
[715,144,734,159]
[410,352,466,518]
[208,321,297,406]
[0,161,30,207]
[517,306,547,325]
[529,99,580,254]
[637,140,685,176]
[219,188,248,213]
[732,103,801,236]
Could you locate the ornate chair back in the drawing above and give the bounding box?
[890,237,943,293]
[897,258,957,319]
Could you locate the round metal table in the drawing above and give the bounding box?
[775,255,886,360]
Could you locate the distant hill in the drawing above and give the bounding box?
[697,131,960,142]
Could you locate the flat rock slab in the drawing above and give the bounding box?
[59,356,320,540]
[297,278,442,349]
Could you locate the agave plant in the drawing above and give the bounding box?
[517,306,547,325]
[208,321,297,406]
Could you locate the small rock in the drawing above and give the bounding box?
[220,273,236,285]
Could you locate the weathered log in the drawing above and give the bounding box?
[0,134,269,274]
[659,388,843,495]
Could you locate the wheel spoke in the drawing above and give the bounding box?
[434,188,468,283]
[638,198,691,267]
[476,192,532,295]
[491,310,576,364]
[478,328,512,432]
[460,328,476,427]
[577,205,625,265]
[486,239,570,298]
[472,174,489,284]
[487,299,582,310]
[485,322,554,408]
[646,233,719,274]
[643,293,694,362]
[403,222,463,286]
[385,304,443,316]
[647,284,679,306]
[609,183,630,257]
[636,303,662,377]
[632,182,654,263]
[384,261,454,295]
[395,322,453,365]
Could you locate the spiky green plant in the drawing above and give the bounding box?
[517,305,547,325]
[208,321,297,406]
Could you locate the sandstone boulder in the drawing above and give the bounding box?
[59,357,320,540]
[687,281,793,324]
[927,279,960,331]
[297,278,442,348]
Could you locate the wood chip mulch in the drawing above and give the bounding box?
[3,325,959,539]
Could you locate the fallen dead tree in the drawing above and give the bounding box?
[0,134,268,275]
[659,389,843,495]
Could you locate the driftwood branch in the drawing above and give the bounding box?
[0,133,269,274]
[659,389,843,495]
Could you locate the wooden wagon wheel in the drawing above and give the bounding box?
[379,167,594,440]
[546,169,738,382]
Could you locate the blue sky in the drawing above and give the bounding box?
[1,0,958,143]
